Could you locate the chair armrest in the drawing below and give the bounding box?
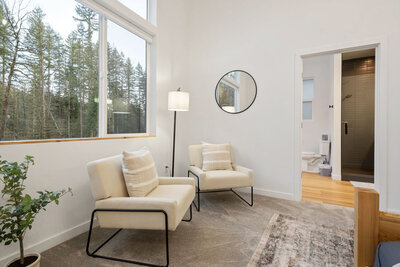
[158,177,195,187]
[96,197,177,211]
[95,197,178,230]
[188,166,206,178]
[232,164,254,185]
[188,166,207,189]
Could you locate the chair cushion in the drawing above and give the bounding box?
[95,183,195,231]
[147,184,194,222]
[189,144,203,168]
[374,241,400,267]
[202,170,252,190]
[122,148,159,197]
[87,155,128,200]
[201,143,233,171]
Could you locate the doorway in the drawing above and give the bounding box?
[298,47,379,207]
[341,50,375,183]
[300,53,356,207]
[294,39,388,211]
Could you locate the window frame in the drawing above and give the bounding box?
[220,76,241,111]
[99,18,151,138]
[0,0,157,144]
[82,0,156,138]
[302,78,314,121]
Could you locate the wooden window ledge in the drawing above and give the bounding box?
[0,135,155,145]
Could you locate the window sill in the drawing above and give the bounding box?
[0,135,156,145]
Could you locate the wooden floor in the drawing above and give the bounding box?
[302,172,355,208]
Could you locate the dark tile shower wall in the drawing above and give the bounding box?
[341,57,375,179]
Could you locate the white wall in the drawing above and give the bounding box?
[174,0,400,213]
[0,0,190,264]
[302,55,333,155]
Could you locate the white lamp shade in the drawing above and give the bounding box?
[168,91,189,111]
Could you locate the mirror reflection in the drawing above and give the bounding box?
[215,70,257,114]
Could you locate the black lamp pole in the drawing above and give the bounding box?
[170,87,188,177]
[172,110,177,177]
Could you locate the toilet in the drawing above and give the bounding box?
[302,140,330,173]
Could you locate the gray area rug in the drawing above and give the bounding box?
[38,193,353,266]
[248,213,354,267]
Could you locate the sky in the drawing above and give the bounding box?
[12,0,147,66]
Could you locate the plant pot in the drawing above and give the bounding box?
[5,253,41,267]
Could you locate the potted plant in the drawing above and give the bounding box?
[0,155,72,267]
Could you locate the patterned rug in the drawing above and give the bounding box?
[248,213,354,267]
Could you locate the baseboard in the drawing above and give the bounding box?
[253,187,295,201]
[332,174,341,181]
[235,187,294,201]
[0,219,95,266]
[235,187,295,201]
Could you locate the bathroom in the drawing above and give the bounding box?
[301,49,375,185]
[301,54,333,176]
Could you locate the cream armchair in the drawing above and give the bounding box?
[188,144,254,211]
[86,154,195,267]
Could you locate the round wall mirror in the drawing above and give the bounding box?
[215,70,257,114]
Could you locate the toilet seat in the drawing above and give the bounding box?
[302,152,325,173]
[302,152,322,160]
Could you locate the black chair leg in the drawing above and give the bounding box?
[86,209,169,267]
[191,191,200,212]
[231,187,254,207]
[188,170,201,212]
[182,204,193,222]
[193,188,200,212]
[187,170,254,210]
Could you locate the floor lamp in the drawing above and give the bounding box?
[168,88,189,176]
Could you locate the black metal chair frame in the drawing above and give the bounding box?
[187,170,253,211]
[86,204,192,267]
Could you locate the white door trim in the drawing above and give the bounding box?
[331,53,342,181]
[293,37,388,211]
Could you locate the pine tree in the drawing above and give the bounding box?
[43,25,64,137]
[24,7,47,139]
[0,0,28,140]
[0,1,146,140]
[74,4,98,137]
[135,62,146,133]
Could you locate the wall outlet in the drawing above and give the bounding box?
[164,165,170,176]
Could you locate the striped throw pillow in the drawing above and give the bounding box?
[122,148,159,197]
[202,143,233,171]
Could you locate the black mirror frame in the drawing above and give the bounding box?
[215,69,257,114]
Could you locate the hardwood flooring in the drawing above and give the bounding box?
[302,172,355,208]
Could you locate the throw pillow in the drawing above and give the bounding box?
[122,147,159,197]
[201,142,233,171]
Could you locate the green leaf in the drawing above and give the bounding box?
[0,155,73,250]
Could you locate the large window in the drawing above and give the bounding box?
[0,0,152,142]
[118,0,148,20]
[107,20,147,134]
[302,79,314,120]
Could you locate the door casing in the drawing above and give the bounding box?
[294,37,388,211]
